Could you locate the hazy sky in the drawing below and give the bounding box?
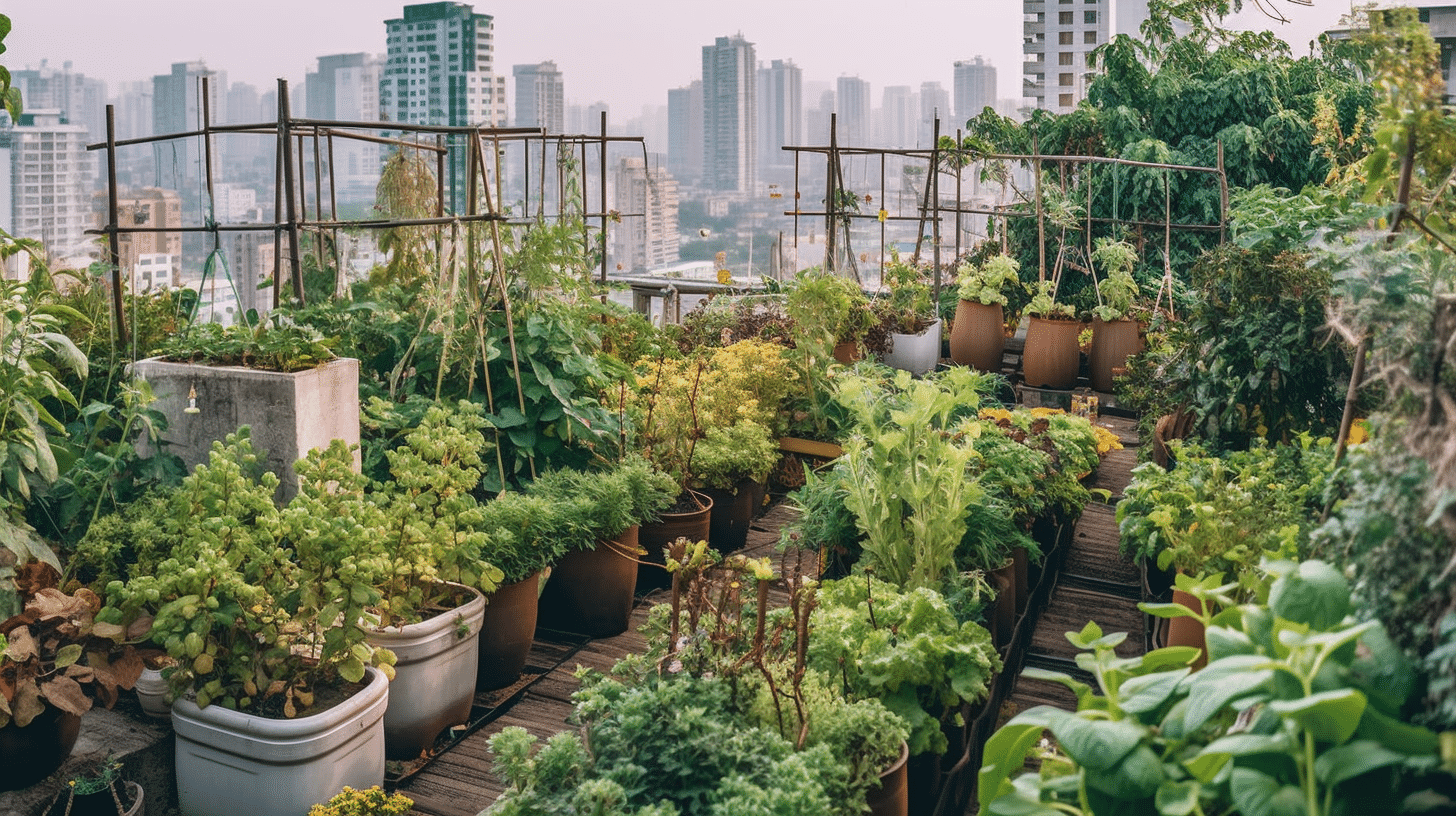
[7,1,1352,120]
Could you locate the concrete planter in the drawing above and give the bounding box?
[366,583,486,760]
[171,666,388,816]
[130,357,360,502]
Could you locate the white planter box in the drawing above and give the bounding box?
[172,666,388,816]
[130,357,360,502]
[367,584,486,760]
[880,319,943,376]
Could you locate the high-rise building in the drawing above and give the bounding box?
[1024,0,1148,112]
[954,57,997,124]
[878,85,918,148]
[612,155,679,273]
[835,76,871,146]
[10,61,107,141]
[702,34,757,194]
[757,59,801,178]
[919,80,950,144]
[152,61,227,191]
[513,61,564,132]
[307,53,384,199]
[1,110,98,265]
[382,2,506,209]
[381,2,506,128]
[667,81,703,185]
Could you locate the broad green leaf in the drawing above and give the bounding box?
[980,716,1061,810]
[1269,560,1351,631]
[1086,743,1164,799]
[1355,704,1440,754]
[1155,780,1200,815]
[1198,732,1294,758]
[1229,767,1305,816]
[1205,625,1256,661]
[1181,657,1273,733]
[54,643,83,668]
[1141,646,1202,672]
[1119,668,1189,715]
[1140,602,1204,620]
[1314,739,1406,787]
[1268,688,1366,745]
[1050,716,1145,772]
[1181,750,1229,784]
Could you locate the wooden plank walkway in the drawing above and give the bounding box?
[397,416,1145,816]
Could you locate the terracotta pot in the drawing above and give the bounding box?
[1089,318,1142,393]
[539,527,640,638]
[1022,316,1083,389]
[637,491,713,592]
[833,340,863,364]
[748,479,768,519]
[1167,587,1208,671]
[865,740,910,816]
[702,479,761,553]
[0,704,82,791]
[1012,545,1030,616]
[949,300,1005,372]
[476,571,542,690]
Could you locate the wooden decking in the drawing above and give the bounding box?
[396,415,1147,816]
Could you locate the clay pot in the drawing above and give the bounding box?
[833,340,864,364]
[865,740,910,816]
[1022,316,1083,389]
[636,491,713,592]
[476,572,541,690]
[1089,318,1142,393]
[1167,586,1208,671]
[539,527,640,638]
[948,300,1005,372]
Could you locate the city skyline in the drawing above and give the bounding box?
[8,1,1349,127]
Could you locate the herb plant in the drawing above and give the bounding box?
[956,255,1021,307]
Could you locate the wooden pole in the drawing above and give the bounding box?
[1034,134,1045,282]
[600,110,609,285]
[825,114,837,272]
[104,105,128,347]
[277,79,304,305]
[911,116,939,265]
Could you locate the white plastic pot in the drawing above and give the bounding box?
[172,665,388,816]
[367,583,486,760]
[881,319,943,376]
[134,665,171,719]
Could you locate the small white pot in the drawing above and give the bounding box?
[881,318,943,376]
[134,666,171,719]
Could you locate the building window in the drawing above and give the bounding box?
[1059,51,1074,65]
[1084,10,1097,23]
[1085,30,1098,44]
[1060,73,1074,86]
[1059,93,1074,106]
[1059,11,1073,24]
[1060,30,1073,44]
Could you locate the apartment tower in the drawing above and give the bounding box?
[702,34,757,194]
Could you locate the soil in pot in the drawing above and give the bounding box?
[636,491,712,592]
[538,528,639,638]
[0,705,83,791]
[833,340,864,364]
[477,573,541,690]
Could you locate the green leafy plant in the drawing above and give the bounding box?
[956,255,1022,307]
[979,559,1452,816]
[809,576,1001,757]
[522,455,678,555]
[155,316,336,373]
[687,421,779,491]
[786,269,876,349]
[1090,238,1142,323]
[1024,279,1076,320]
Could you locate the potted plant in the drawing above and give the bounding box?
[532,456,678,637]
[949,254,1020,372]
[1088,238,1144,392]
[785,268,876,364]
[43,756,143,816]
[103,433,396,816]
[0,587,142,792]
[1020,279,1083,389]
[134,317,359,502]
[689,421,779,552]
[870,257,941,375]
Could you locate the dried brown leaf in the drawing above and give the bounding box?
[40,675,92,717]
[12,682,45,727]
